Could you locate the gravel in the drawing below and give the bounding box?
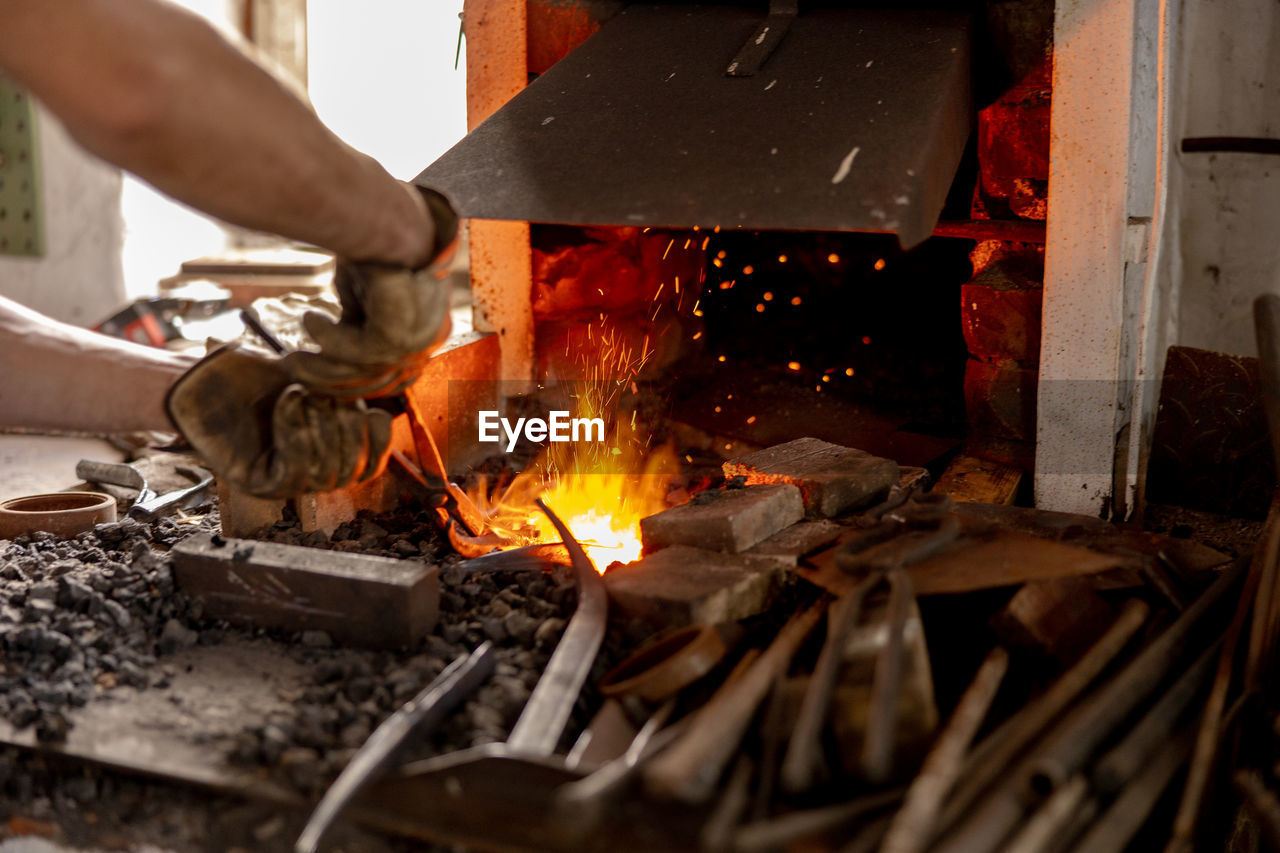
[0,513,217,742]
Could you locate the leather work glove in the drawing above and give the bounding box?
[165,345,392,499]
[284,187,459,399]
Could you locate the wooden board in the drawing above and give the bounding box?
[935,454,1024,505]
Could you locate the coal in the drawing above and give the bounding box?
[0,512,218,738]
[0,498,628,807]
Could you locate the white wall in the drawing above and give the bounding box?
[1169,0,1280,357]
[0,106,125,326]
[306,0,468,181]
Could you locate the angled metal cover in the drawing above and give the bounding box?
[418,4,972,248]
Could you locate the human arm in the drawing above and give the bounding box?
[0,0,434,269]
[0,294,191,433]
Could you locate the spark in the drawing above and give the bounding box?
[787,361,801,371]
[778,254,788,263]
[846,368,854,376]
[790,296,802,306]
[763,292,774,301]
[663,239,674,260]
[718,355,727,362]
[747,415,757,424]
[828,253,840,264]
[743,265,755,275]
[862,336,871,345]
[874,258,887,271]
[755,303,765,313]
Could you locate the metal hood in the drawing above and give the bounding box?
[417,4,972,248]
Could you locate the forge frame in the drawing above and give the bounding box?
[452,0,1239,522]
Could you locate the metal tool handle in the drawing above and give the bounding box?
[75,459,155,505]
[295,642,497,853]
[506,500,608,755]
[129,465,213,521]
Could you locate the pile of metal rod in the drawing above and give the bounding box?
[699,557,1245,853]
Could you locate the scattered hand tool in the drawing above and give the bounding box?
[294,642,496,853]
[643,596,827,803]
[555,699,683,835]
[355,501,609,850]
[76,458,213,521]
[837,493,961,575]
[934,600,1149,842]
[880,646,1008,853]
[599,623,744,704]
[861,568,915,784]
[780,572,882,793]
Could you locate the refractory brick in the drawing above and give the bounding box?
[604,545,786,628]
[171,533,439,649]
[723,437,898,518]
[639,484,804,553]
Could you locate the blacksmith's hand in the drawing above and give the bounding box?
[284,187,459,399]
[165,345,392,498]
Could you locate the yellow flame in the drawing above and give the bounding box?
[465,320,677,571]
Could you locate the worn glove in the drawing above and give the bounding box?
[165,345,392,499]
[284,187,459,399]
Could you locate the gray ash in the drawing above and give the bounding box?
[0,513,217,741]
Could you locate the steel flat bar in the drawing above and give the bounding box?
[419,5,971,247]
[506,499,608,754]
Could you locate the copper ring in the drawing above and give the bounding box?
[599,623,741,702]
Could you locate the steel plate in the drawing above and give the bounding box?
[418,4,971,247]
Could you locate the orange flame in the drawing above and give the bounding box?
[465,320,677,571]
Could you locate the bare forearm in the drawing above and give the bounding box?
[0,0,433,267]
[0,296,192,433]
